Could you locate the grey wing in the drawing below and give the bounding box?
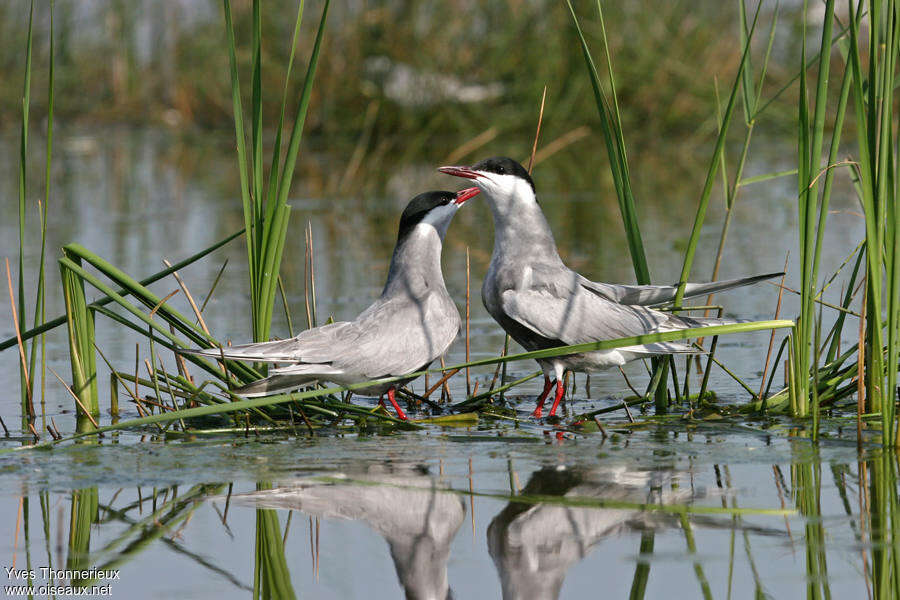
[580,272,782,307]
[278,293,460,379]
[502,267,695,354]
[179,321,354,363]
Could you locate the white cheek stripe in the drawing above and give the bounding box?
[420,204,457,228]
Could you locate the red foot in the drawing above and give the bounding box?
[531,376,555,418]
[548,379,565,417]
[386,387,408,421]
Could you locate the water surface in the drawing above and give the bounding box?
[0,127,882,598]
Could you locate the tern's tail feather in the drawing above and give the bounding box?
[676,273,783,303]
[231,374,318,398]
[178,338,301,363]
[585,272,783,307]
[674,315,748,329]
[629,315,749,357]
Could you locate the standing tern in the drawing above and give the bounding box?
[439,157,780,418]
[182,188,479,420]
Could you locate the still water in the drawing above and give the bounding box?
[0,127,886,598]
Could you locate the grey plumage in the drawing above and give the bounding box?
[181,190,476,406]
[439,157,780,415]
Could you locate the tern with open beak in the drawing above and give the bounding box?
[182,187,479,420]
[440,157,780,418]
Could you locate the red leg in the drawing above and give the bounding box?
[531,376,555,418]
[385,387,408,421]
[548,378,565,417]
[378,394,387,410]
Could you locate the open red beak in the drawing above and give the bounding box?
[439,165,480,180]
[455,187,480,205]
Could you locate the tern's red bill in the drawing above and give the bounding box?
[439,166,480,180]
[455,187,480,204]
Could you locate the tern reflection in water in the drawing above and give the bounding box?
[488,465,784,600]
[231,464,465,600]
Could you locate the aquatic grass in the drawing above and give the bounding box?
[84,484,234,587]
[66,487,99,587]
[791,0,841,419]
[792,456,833,599]
[254,483,296,600]
[566,0,669,410]
[223,0,330,345]
[5,259,33,420]
[16,0,34,420]
[842,0,899,443]
[629,532,653,600]
[6,1,891,448]
[59,254,99,424]
[867,452,900,597]
[8,0,55,428]
[29,0,53,421]
[9,0,57,428]
[567,0,771,413]
[565,0,650,285]
[703,2,780,326]
[0,229,244,353]
[566,0,897,436]
[55,249,260,385]
[672,1,761,308]
[1,319,793,450]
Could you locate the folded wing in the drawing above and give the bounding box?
[186,292,459,381]
[580,272,782,307]
[501,266,740,356]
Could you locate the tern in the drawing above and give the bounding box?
[439,157,780,418]
[182,188,479,420]
[488,464,785,599]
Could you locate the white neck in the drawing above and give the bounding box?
[481,178,563,268]
[382,223,446,298]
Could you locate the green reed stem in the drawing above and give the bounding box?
[60,258,98,420]
[0,229,243,353]
[674,2,760,307]
[17,0,34,419]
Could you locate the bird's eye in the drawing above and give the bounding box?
[497,166,505,174]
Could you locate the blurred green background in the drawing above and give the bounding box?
[0,0,813,197]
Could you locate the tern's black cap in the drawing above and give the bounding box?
[472,156,536,194]
[397,191,456,242]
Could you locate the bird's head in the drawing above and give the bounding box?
[438,156,536,214]
[396,187,479,242]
